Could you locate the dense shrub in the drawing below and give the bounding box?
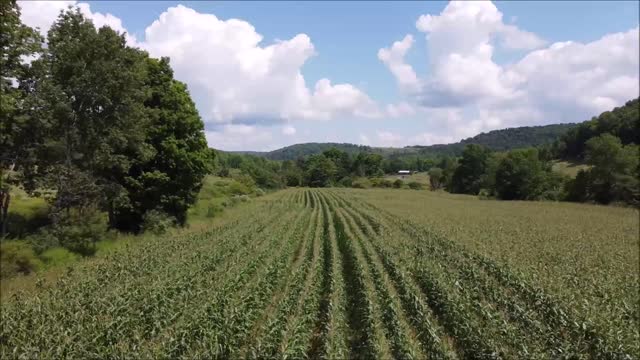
[338,176,353,188]
[24,228,60,254]
[478,188,492,200]
[408,181,423,190]
[351,178,372,189]
[393,179,403,188]
[206,203,224,218]
[228,181,252,196]
[494,148,548,200]
[0,241,42,278]
[141,210,175,235]
[229,195,251,206]
[254,188,266,197]
[428,167,444,190]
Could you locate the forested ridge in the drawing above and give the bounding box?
[238,123,576,160]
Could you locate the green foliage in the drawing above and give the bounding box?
[187,175,255,222]
[494,148,552,200]
[2,7,210,239]
[246,142,372,161]
[228,181,252,196]
[226,194,251,208]
[31,8,150,198]
[234,173,257,190]
[206,204,222,218]
[371,178,394,188]
[338,176,353,188]
[241,123,575,161]
[392,179,403,189]
[551,160,590,178]
[114,57,210,231]
[352,178,372,189]
[428,167,444,190]
[408,181,423,190]
[39,247,79,268]
[3,187,49,238]
[215,151,284,189]
[562,134,640,205]
[52,210,108,256]
[439,157,458,191]
[305,154,337,187]
[477,188,491,200]
[557,98,639,159]
[0,240,42,278]
[353,153,384,177]
[0,0,44,238]
[451,144,491,195]
[0,0,43,168]
[141,210,175,235]
[23,228,59,254]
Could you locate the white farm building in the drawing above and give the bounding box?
[397,170,411,178]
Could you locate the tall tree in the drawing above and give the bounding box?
[494,148,548,200]
[305,154,337,187]
[0,0,43,237]
[111,57,210,231]
[428,167,444,190]
[26,8,151,232]
[584,134,639,204]
[450,144,491,194]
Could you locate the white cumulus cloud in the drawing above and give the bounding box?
[379,0,639,143]
[282,125,297,136]
[205,125,277,152]
[377,34,420,92]
[141,5,381,125]
[386,102,416,118]
[19,1,137,46]
[17,1,383,149]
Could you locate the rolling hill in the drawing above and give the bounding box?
[236,123,576,160]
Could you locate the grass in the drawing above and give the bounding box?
[1,188,637,358]
[551,159,591,177]
[4,186,49,238]
[0,174,262,294]
[383,171,430,186]
[187,175,258,223]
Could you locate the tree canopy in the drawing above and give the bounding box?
[1,4,210,243]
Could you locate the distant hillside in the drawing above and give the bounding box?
[406,123,577,157]
[556,98,639,159]
[236,143,374,160]
[237,123,577,160]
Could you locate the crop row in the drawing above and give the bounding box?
[1,188,636,359]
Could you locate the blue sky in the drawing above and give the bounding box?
[19,1,640,150]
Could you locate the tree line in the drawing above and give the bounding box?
[430,98,639,205]
[1,2,210,253]
[216,98,639,207]
[212,98,638,207]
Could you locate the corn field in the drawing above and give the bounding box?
[1,188,638,359]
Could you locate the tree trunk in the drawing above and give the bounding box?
[0,189,10,238]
